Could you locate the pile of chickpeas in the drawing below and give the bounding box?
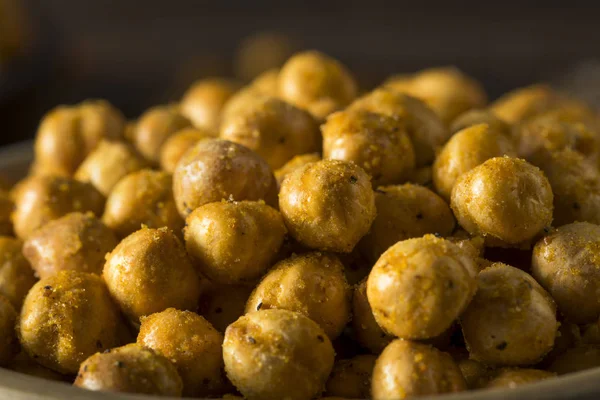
[1,48,600,400]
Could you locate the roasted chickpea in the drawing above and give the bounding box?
[11,175,105,239]
[181,78,238,132]
[325,354,376,399]
[460,263,557,366]
[349,88,449,166]
[132,104,192,164]
[102,169,183,239]
[23,212,117,279]
[198,283,254,333]
[0,190,13,236]
[159,128,212,173]
[245,252,351,339]
[274,153,321,185]
[372,339,466,400]
[450,109,511,135]
[279,51,358,119]
[548,345,600,375]
[367,235,477,340]
[221,87,271,124]
[250,68,280,95]
[358,184,455,263]
[235,32,293,80]
[352,279,393,354]
[103,227,202,321]
[74,343,183,396]
[322,109,415,186]
[74,140,148,196]
[485,369,555,389]
[173,139,278,218]
[19,271,124,374]
[138,308,226,397]
[223,309,335,400]
[451,157,553,246]
[490,85,559,124]
[433,123,517,200]
[0,295,19,366]
[0,237,36,309]
[456,357,494,389]
[532,222,600,323]
[221,96,321,169]
[279,159,376,253]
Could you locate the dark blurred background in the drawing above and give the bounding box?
[2,0,600,146]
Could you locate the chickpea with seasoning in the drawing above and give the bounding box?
[489,84,559,124]
[352,279,393,354]
[325,354,376,399]
[0,237,36,309]
[249,68,280,95]
[450,109,511,135]
[274,153,321,184]
[180,78,239,132]
[159,128,212,173]
[0,295,19,366]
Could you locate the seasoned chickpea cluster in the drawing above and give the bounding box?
[2,47,600,399]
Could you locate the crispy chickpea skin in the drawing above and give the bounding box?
[279,51,358,119]
[23,212,117,279]
[74,140,148,196]
[223,309,335,400]
[489,85,559,124]
[367,235,477,340]
[485,369,555,389]
[0,237,36,309]
[11,175,105,239]
[103,227,202,321]
[433,124,516,200]
[33,100,125,176]
[19,271,124,374]
[245,252,351,339]
[451,157,553,246]
[450,109,511,135]
[173,139,278,217]
[279,159,376,253]
[460,263,557,366]
[325,354,376,399]
[180,78,238,132]
[0,190,13,235]
[352,279,394,354]
[221,96,321,169]
[132,105,192,164]
[0,295,19,366]
[159,128,212,173]
[74,343,183,396]
[532,222,600,323]
[198,283,254,333]
[102,169,183,239]
[274,153,321,185]
[349,88,449,167]
[372,339,467,400]
[358,184,455,263]
[138,308,226,397]
[322,109,416,186]
[185,200,287,284]
[548,345,600,375]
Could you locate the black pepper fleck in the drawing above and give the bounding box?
[350,175,358,184]
[115,361,125,368]
[256,302,263,311]
[248,337,256,344]
[416,213,424,220]
[433,232,442,238]
[44,286,52,290]
[317,335,324,343]
[496,341,508,350]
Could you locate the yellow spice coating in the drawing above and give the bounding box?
[197,283,254,333]
[19,271,124,374]
[74,343,183,396]
[245,252,351,339]
[223,309,335,400]
[450,109,512,136]
[460,263,557,366]
[0,295,19,366]
[274,153,321,185]
[159,128,213,173]
[367,235,477,340]
[180,78,238,133]
[23,212,117,279]
[0,237,36,309]
[322,109,416,186]
[138,308,226,397]
[352,279,393,354]
[548,345,600,375]
[484,368,556,389]
[325,354,376,399]
[0,189,13,236]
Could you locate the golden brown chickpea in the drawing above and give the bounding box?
[74,140,148,196]
[173,139,278,217]
[367,235,477,340]
[451,157,553,246]
[103,227,202,321]
[34,100,126,176]
[74,343,183,396]
[349,88,449,166]
[138,308,226,397]
[490,85,559,124]
[185,200,286,284]
[456,357,494,389]
[433,123,517,200]
[352,279,393,354]
[279,159,376,253]
[8,352,66,381]
[274,153,321,185]
[0,237,35,309]
[322,109,415,186]
[11,175,105,239]
[250,68,280,95]
[0,295,19,366]
[223,309,335,400]
[0,190,13,236]
[221,87,271,124]
[221,96,321,169]
[132,104,192,164]
[450,109,512,135]
[372,339,466,399]
[484,369,555,389]
[19,271,124,374]
[548,345,600,375]
[102,169,183,239]
[246,252,351,339]
[460,263,557,366]
[325,354,376,399]
[23,212,117,279]
[159,128,212,173]
[234,32,293,80]
[532,222,600,324]
[358,184,455,263]
[279,51,358,119]
[181,78,238,132]
[198,283,254,332]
